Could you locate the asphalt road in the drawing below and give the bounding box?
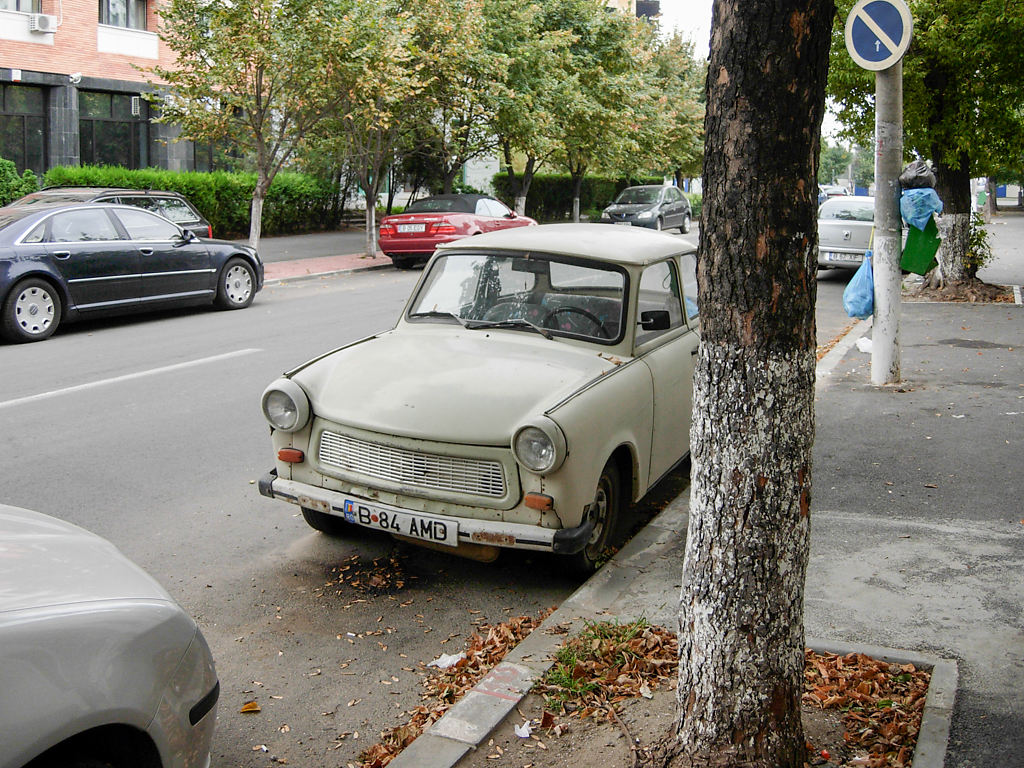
[0,258,854,767]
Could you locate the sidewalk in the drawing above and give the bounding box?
[260,221,1023,768]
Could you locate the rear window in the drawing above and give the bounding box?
[405,197,474,214]
[819,199,874,222]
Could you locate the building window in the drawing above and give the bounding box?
[79,91,149,169]
[0,84,46,176]
[0,0,41,11]
[98,0,146,30]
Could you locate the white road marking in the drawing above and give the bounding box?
[0,348,262,410]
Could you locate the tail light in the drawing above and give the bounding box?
[206,225,213,238]
[380,223,396,235]
[430,222,457,235]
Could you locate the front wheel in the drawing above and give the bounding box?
[566,460,622,574]
[653,217,663,231]
[1,278,62,343]
[301,507,349,535]
[215,258,256,309]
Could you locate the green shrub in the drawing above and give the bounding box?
[41,166,340,238]
[687,192,702,220]
[0,157,39,206]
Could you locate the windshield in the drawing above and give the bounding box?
[408,252,627,344]
[614,187,660,205]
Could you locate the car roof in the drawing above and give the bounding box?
[0,201,179,235]
[35,186,187,197]
[437,223,695,266]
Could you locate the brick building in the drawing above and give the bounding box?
[0,0,196,176]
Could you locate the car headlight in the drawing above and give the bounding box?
[261,379,310,432]
[636,210,653,220]
[512,418,567,475]
[600,210,611,219]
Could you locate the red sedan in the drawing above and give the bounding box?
[379,194,537,269]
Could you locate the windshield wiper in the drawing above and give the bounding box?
[463,318,553,339]
[408,310,470,327]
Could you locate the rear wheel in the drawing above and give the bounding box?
[566,460,622,573]
[1,278,62,343]
[215,258,256,309]
[301,507,348,535]
[681,213,691,234]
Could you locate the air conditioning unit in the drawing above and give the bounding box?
[28,13,58,33]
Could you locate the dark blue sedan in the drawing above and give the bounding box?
[0,202,263,343]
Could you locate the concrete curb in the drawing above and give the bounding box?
[264,260,392,286]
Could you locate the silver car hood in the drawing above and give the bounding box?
[291,326,617,444]
[0,505,172,615]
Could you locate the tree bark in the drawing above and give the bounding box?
[671,2,832,766]
[932,152,972,283]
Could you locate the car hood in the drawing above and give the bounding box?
[290,327,618,444]
[0,505,173,615]
[605,203,656,214]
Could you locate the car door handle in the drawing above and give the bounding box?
[52,250,71,259]
[139,247,154,256]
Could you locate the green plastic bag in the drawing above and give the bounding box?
[901,216,941,275]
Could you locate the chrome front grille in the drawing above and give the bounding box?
[318,431,506,498]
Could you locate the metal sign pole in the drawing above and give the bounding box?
[872,61,903,385]
[844,0,912,386]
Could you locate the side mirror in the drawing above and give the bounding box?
[640,310,671,331]
[504,211,517,219]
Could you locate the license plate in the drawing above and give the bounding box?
[397,223,426,233]
[825,252,862,262]
[614,221,632,226]
[341,498,458,546]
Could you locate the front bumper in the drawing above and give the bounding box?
[259,470,593,555]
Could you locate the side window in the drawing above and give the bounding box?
[475,199,492,216]
[113,207,181,241]
[486,199,511,217]
[679,253,699,322]
[48,210,120,242]
[23,222,47,244]
[636,260,684,345]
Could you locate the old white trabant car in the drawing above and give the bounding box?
[258,223,699,570]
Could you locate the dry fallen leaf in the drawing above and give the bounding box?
[240,701,261,714]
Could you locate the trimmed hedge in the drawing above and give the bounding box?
[42,166,340,238]
[0,157,39,206]
[493,172,663,222]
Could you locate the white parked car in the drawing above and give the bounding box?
[817,195,874,269]
[0,503,219,768]
[258,224,699,571]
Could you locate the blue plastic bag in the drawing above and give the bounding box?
[842,252,874,319]
[900,188,943,231]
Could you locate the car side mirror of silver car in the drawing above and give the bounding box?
[639,310,671,331]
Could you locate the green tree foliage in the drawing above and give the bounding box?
[0,157,38,206]
[828,0,1024,279]
[148,0,345,249]
[544,0,656,220]
[818,141,851,184]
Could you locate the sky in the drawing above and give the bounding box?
[657,0,714,58]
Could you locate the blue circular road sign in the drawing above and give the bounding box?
[845,0,913,71]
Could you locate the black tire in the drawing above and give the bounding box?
[301,507,348,535]
[681,213,691,234]
[1,277,62,343]
[566,460,622,574]
[653,217,663,231]
[390,255,416,270]
[215,257,256,309]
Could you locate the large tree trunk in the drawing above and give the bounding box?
[670,2,832,766]
[932,151,972,283]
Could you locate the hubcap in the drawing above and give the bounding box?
[15,286,55,335]
[224,265,252,304]
[587,478,610,548]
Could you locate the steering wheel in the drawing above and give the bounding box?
[542,306,610,338]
